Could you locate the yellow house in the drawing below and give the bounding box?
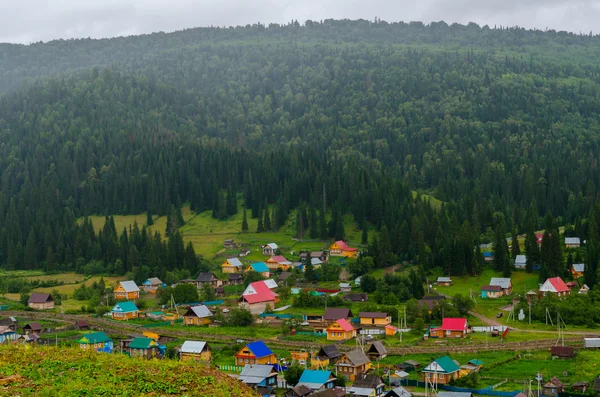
[183,305,213,326]
[326,319,356,341]
[265,256,292,271]
[114,281,140,300]
[359,312,392,326]
[329,241,358,258]
[180,341,212,362]
[222,258,244,274]
[110,301,139,321]
[335,349,372,381]
[234,341,277,366]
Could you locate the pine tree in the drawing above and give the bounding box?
[242,206,249,233]
[146,210,154,226]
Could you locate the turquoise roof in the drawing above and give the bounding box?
[112,301,139,313]
[78,332,111,344]
[298,370,332,385]
[251,262,269,273]
[129,337,155,349]
[424,356,460,374]
[469,359,484,366]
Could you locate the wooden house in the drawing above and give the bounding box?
[430,318,468,339]
[514,255,527,270]
[326,318,356,341]
[580,284,590,294]
[223,239,235,249]
[571,382,590,393]
[490,278,512,295]
[385,325,398,336]
[386,387,412,397]
[110,301,139,320]
[344,293,368,302]
[27,293,54,310]
[239,280,278,314]
[297,370,336,391]
[422,356,461,385]
[228,273,244,285]
[359,312,391,327]
[0,316,17,331]
[323,308,353,323]
[23,322,42,334]
[222,257,244,274]
[550,346,575,359]
[114,281,140,300]
[196,272,222,289]
[285,385,313,397]
[238,364,278,389]
[436,277,452,287]
[311,345,342,369]
[571,263,585,278]
[481,285,502,299]
[183,305,213,326]
[0,326,17,344]
[234,341,277,366]
[347,375,385,397]
[459,359,483,377]
[542,377,564,397]
[565,237,581,249]
[262,243,279,256]
[266,255,292,271]
[335,349,372,381]
[367,341,388,360]
[180,341,211,362]
[300,251,329,263]
[329,240,358,258]
[483,252,493,262]
[75,320,90,330]
[239,248,250,257]
[142,277,164,293]
[540,277,570,298]
[248,262,270,278]
[124,337,160,359]
[77,331,113,353]
[339,283,351,293]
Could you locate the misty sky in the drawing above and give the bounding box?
[2,0,598,44]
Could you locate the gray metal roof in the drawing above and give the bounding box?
[238,364,275,384]
[388,386,412,397]
[585,338,600,348]
[348,387,377,396]
[490,278,511,289]
[180,341,208,353]
[226,257,243,268]
[189,305,213,318]
[437,277,452,283]
[565,237,581,245]
[573,263,585,272]
[515,255,526,264]
[119,281,139,292]
[437,392,472,397]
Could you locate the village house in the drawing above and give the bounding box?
[227,273,244,285]
[23,322,42,334]
[0,316,18,331]
[542,377,564,397]
[436,277,452,287]
[459,359,483,377]
[17,333,39,344]
[430,318,468,338]
[551,346,575,359]
[111,301,139,320]
[238,364,278,389]
[481,285,502,299]
[75,320,90,330]
[239,248,250,257]
[124,337,160,359]
[329,240,358,257]
[183,305,213,326]
[27,293,55,310]
[565,237,581,249]
[515,255,527,270]
[347,374,385,397]
[262,243,279,256]
[566,281,578,291]
[77,331,113,353]
[141,277,164,293]
[490,277,513,295]
[385,387,412,397]
[311,345,342,369]
[297,370,336,391]
[310,258,323,268]
[571,383,590,393]
[345,293,368,302]
[385,325,398,336]
[277,271,292,284]
[239,280,279,314]
[339,283,352,293]
[248,262,270,278]
[196,272,222,289]
[222,257,244,274]
[326,318,356,341]
[580,284,590,294]
[335,349,372,381]
[536,233,544,246]
[367,341,388,360]
[0,326,17,344]
[359,312,392,327]
[179,341,211,362]
[323,308,353,322]
[223,239,235,249]
[483,251,493,262]
[300,251,329,263]
[234,341,278,366]
[266,255,292,271]
[114,281,140,300]
[571,263,585,278]
[422,356,461,385]
[540,277,571,298]
[285,385,313,397]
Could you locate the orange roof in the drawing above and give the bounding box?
[334,240,357,251]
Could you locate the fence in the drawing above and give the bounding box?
[403,380,520,397]
[143,319,183,328]
[295,331,326,337]
[472,326,508,332]
[217,365,243,372]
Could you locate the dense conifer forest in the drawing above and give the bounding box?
[2,20,600,284]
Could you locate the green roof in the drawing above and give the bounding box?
[77,332,111,344]
[129,337,156,349]
[469,359,484,366]
[434,356,460,373]
[112,301,139,313]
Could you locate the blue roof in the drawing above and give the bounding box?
[251,262,269,273]
[246,341,273,359]
[483,252,493,257]
[298,370,332,385]
[112,301,139,313]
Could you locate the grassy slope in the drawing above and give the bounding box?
[0,345,257,397]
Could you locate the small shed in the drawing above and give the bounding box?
[551,346,575,358]
[23,322,42,334]
[437,277,452,286]
[572,382,589,393]
[75,320,90,330]
[584,338,600,349]
[542,377,564,397]
[367,341,388,360]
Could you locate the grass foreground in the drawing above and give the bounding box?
[0,345,257,397]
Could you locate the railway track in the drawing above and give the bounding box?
[2,311,586,354]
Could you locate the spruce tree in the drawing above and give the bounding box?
[296,210,304,239]
[511,228,520,258]
[24,229,38,270]
[361,227,368,245]
[257,208,265,233]
[146,210,154,226]
[264,206,271,231]
[309,205,317,239]
[318,209,327,240]
[242,206,249,232]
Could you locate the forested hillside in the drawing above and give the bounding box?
[2,20,600,282]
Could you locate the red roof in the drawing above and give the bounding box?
[242,281,278,304]
[335,241,357,252]
[548,277,570,293]
[441,318,467,331]
[331,318,354,332]
[269,255,290,263]
[481,285,502,292]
